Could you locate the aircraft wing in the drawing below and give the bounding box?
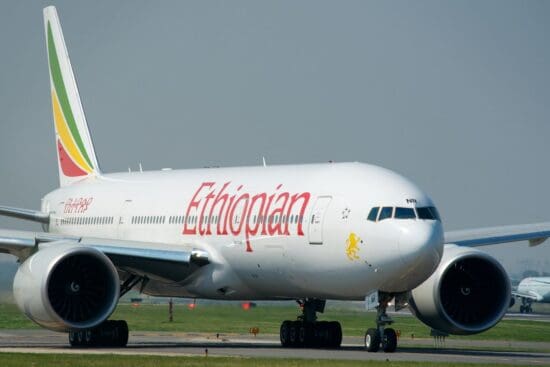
[0,205,49,223]
[512,290,543,301]
[0,229,209,282]
[445,222,550,247]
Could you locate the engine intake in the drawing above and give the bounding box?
[13,243,119,331]
[409,245,510,335]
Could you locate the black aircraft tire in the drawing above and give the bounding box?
[382,328,397,353]
[289,321,300,347]
[115,320,129,347]
[329,321,342,348]
[69,330,80,347]
[365,328,380,352]
[280,320,292,347]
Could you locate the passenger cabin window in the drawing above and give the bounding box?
[416,206,441,221]
[395,207,416,219]
[367,207,379,222]
[378,207,393,221]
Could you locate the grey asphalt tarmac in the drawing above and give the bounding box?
[1,329,550,365]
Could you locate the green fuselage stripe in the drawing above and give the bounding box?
[47,22,93,169]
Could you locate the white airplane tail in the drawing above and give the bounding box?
[44,6,101,187]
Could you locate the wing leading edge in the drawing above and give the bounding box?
[0,206,49,224]
[0,229,209,283]
[512,290,542,301]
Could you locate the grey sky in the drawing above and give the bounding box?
[0,1,549,276]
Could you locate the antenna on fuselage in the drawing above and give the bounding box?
[139,163,143,173]
[262,156,267,167]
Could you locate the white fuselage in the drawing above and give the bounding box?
[42,162,444,301]
[517,277,550,303]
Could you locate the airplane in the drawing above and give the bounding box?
[513,277,550,313]
[0,5,549,352]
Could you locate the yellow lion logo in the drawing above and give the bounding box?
[346,232,361,261]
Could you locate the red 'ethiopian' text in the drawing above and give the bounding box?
[64,197,93,214]
[182,182,311,252]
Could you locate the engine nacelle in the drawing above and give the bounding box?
[13,243,119,332]
[409,245,510,335]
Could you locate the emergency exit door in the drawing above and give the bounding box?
[308,196,332,244]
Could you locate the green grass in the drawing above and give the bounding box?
[0,353,538,367]
[0,303,38,329]
[1,302,549,342]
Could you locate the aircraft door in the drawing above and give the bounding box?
[308,196,332,244]
[117,199,133,239]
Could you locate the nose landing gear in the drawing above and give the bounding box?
[279,299,342,348]
[364,293,397,353]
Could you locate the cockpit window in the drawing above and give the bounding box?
[430,207,441,220]
[395,207,416,219]
[429,206,441,220]
[367,207,379,222]
[378,207,393,221]
[416,206,441,221]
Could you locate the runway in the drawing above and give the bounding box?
[504,312,550,323]
[1,330,550,365]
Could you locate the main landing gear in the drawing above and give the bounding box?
[364,293,397,353]
[280,299,342,348]
[69,320,129,347]
[519,298,533,314]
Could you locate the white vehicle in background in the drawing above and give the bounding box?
[0,6,549,353]
[513,277,550,313]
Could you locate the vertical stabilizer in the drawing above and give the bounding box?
[44,6,101,186]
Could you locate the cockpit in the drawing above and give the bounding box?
[367,206,440,222]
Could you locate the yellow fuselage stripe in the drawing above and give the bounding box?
[52,90,93,173]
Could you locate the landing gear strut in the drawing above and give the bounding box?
[280,299,342,348]
[69,320,129,347]
[364,293,397,353]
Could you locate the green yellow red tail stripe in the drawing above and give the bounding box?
[47,21,94,177]
[57,140,88,176]
[52,91,93,174]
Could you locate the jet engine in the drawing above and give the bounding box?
[408,245,510,335]
[13,242,119,332]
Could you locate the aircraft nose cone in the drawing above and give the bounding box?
[398,221,444,276]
